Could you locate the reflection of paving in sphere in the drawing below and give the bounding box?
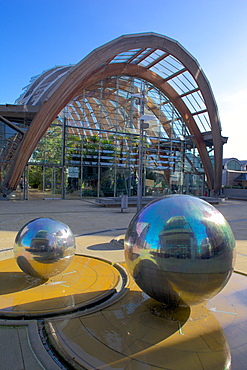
[14,218,76,279]
[124,195,236,306]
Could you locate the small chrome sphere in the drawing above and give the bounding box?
[14,218,76,279]
[124,195,236,306]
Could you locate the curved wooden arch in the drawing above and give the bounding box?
[4,33,222,192]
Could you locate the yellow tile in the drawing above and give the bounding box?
[0,256,122,315]
[63,332,128,369]
[131,344,203,370]
[125,359,164,370]
[0,296,19,311]
[12,289,45,302]
[88,276,119,291]
[68,290,110,305]
[43,290,72,300]
[123,339,153,357]
[140,324,181,347]
[80,313,136,353]
[53,317,88,340]
[15,297,66,312]
[197,349,230,370]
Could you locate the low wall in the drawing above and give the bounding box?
[223,188,247,199]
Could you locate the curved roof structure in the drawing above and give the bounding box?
[2,32,224,194]
[222,158,242,171]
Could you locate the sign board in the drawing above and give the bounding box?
[145,179,155,187]
[68,167,79,178]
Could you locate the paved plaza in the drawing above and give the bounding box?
[0,197,246,369]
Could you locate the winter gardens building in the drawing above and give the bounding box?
[0,33,227,201]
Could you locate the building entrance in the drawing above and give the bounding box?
[26,164,62,200]
[42,165,62,199]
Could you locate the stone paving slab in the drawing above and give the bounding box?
[0,199,136,235]
[0,197,247,369]
[0,324,46,370]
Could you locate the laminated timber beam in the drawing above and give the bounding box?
[4,64,214,191]
[3,33,222,193]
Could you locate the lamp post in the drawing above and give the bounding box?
[137,115,144,212]
[137,113,154,212]
[131,92,154,212]
[179,135,185,194]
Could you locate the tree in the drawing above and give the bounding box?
[28,125,62,189]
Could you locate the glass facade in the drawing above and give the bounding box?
[17,76,207,200]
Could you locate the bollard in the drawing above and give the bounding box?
[120,194,128,212]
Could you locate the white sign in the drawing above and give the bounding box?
[68,167,79,178]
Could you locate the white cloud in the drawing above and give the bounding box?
[217,89,247,160]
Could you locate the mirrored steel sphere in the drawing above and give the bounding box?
[14,218,76,279]
[124,195,236,306]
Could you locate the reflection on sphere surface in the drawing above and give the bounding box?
[124,195,236,306]
[14,218,76,279]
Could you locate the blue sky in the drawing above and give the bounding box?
[1,0,247,159]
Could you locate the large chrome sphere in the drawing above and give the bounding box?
[14,218,76,279]
[124,195,236,306]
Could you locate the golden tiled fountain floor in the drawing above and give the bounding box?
[0,255,121,317]
[46,271,247,370]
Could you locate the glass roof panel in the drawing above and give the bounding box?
[110,49,142,63]
[58,76,212,150]
[193,112,211,131]
[159,55,183,72]
[139,50,164,67]
[130,48,154,64]
[148,55,184,79]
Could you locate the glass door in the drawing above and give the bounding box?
[43,166,62,199]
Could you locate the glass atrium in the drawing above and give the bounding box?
[1,33,221,200]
